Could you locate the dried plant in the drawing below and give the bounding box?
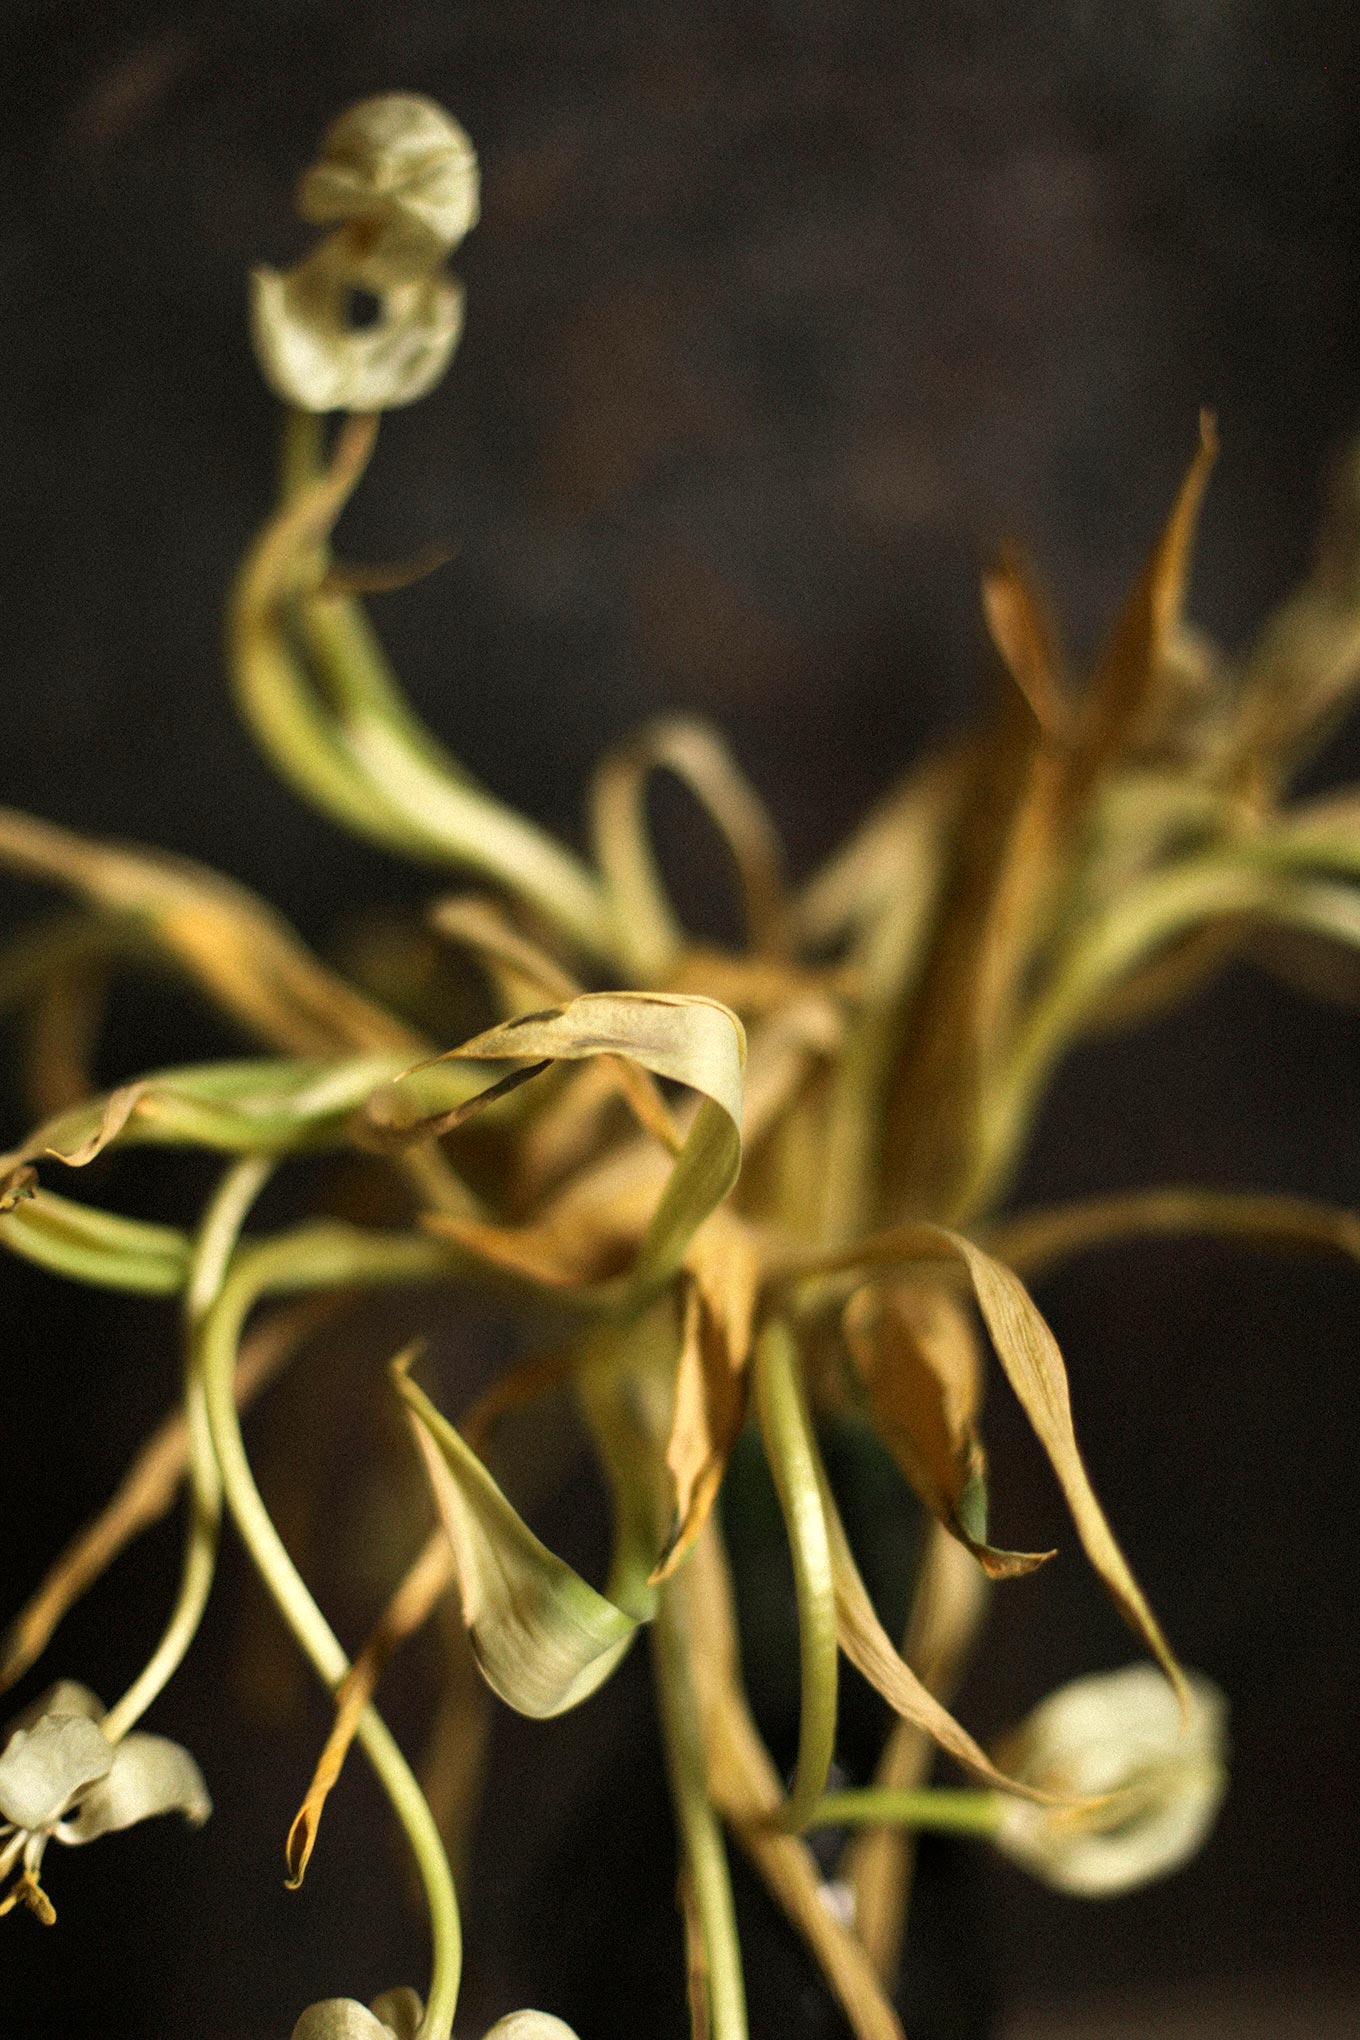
[5,92,1360,2040]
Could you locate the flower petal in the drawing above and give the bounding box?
[4,1680,104,1731]
[367,1988,423,2040]
[297,93,479,280]
[292,2001,397,2040]
[0,1707,111,1830]
[60,1731,210,1843]
[250,256,463,415]
[484,2018,583,2040]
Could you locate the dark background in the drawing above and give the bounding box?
[3,4,1360,2035]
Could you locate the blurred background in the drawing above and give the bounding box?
[3,3,1360,2034]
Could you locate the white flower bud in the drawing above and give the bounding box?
[250,94,477,413]
[993,1663,1228,1897]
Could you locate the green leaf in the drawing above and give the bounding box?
[395,1361,640,1718]
[0,1055,440,1207]
[0,1188,190,1294]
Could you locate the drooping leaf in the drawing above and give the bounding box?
[842,1282,1051,1578]
[0,1055,428,1209]
[843,1526,990,1984]
[395,1361,640,1718]
[0,804,423,1059]
[784,1224,1188,1708]
[817,1475,1051,1800]
[287,1528,453,1888]
[651,1215,759,1582]
[0,1188,190,1295]
[985,1184,1360,1282]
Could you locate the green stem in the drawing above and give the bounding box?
[103,1157,272,1742]
[652,1575,749,2040]
[197,1222,464,2040]
[809,1788,1002,1837]
[752,1320,838,1830]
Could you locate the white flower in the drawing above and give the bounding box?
[0,1681,210,1923]
[992,1663,1228,1897]
[291,1994,580,2040]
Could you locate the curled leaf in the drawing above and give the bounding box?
[395,1359,640,1717]
[406,991,746,1297]
[229,421,616,960]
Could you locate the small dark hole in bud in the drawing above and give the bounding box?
[348,288,384,330]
